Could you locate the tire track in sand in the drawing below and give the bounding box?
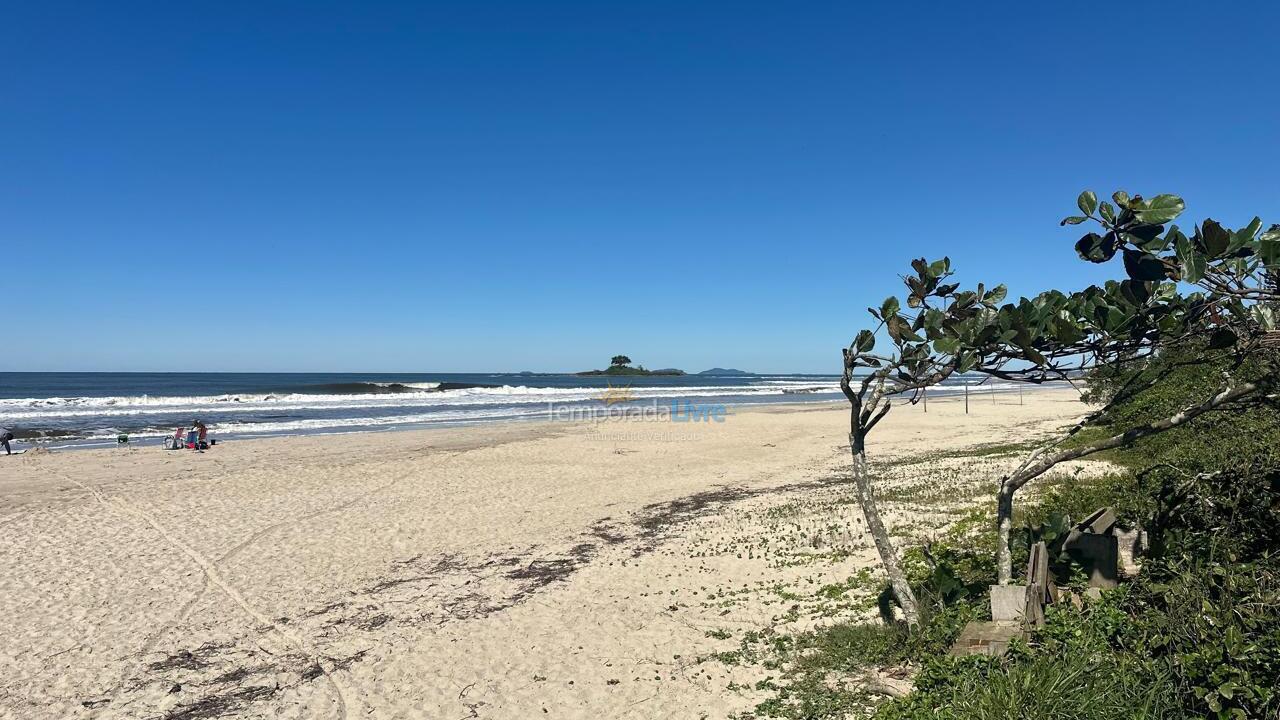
[157,465,420,648]
[62,473,354,720]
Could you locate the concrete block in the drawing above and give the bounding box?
[1115,529,1143,578]
[1063,532,1119,588]
[990,584,1028,622]
[1078,507,1117,535]
[949,621,1026,657]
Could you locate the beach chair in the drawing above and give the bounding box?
[164,427,186,450]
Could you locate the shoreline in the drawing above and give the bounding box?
[0,386,1084,718]
[2,379,1063,453]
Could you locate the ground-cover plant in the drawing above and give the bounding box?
[1120,553,1280,719]
[731,598,984,720]
[876,633,1180,720]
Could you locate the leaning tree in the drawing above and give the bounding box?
[842,191,1280,616]
[978,191,1280,582]
[840,257,1007,627]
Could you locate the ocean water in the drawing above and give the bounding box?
[0,372,1016,449]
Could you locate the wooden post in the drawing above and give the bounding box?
[923,386,928,413]
[1019,386,1024,406]
[964,383,969,414]
[991,385,997,405]
[1024,542,1050,630]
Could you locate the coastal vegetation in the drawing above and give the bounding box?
[748,190,1280,716]
[577,355,686,376]
[731,353,1279,719]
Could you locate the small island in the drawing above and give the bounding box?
[576,355,686,376]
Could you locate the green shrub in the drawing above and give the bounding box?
[1079,347,1280,481]
[877,596,1181,720]
[1018,471,1147,530]
[877,648,1178,720]
[1119,554,1280,719]
[877,351,1280,720]
[745,349,1279,719]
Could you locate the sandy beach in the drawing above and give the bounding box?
[0,388,1088,720]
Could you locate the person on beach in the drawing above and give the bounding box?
[193,420,208,449]
[1,427,14,455]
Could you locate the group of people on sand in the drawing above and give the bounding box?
[176,420,210,450]
[0,422,214,455]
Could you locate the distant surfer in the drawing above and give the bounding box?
[0,426,14,455]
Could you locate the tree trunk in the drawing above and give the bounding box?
[996,481,1016,584]
[849,438,921,627]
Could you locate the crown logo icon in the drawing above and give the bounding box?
[595,382,635,406]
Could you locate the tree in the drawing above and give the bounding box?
[843,190,1280,601]
[610,355,632,367]
[980,190,1280,582]
[841,258,1004,628]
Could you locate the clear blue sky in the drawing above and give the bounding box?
[3,2,1277,373]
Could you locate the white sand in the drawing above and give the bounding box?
[0,389,1087,719]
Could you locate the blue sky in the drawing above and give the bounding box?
[2,2,1277,373]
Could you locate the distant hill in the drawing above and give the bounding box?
[696,368,755,376]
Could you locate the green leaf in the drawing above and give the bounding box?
[1227,218,1261,256]
[1241,216,1262,240]
[1123,223,1165,251]
[1051,315,1084,344]
[1201,219,1231,257]
[1075,232,1117,263]
[881,296,901,319]
[1105,306,1126,332]
[1252,305,1277,331]
[853,329,875,353]
[1174,230,1206,283]
[1077,191,1098,217]
[985,284,1007,305]
[1122,249,1168,282]
[1261,236,1280,268]
[1098,202,1116,225]
[1182,254,1203,285]
[887,315,923,343]
[1119,279,1151,306]
[1134,194,1184,224]
[933,336,960,355]
[1060,216,1088,226]
[1111,190,1131,208]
